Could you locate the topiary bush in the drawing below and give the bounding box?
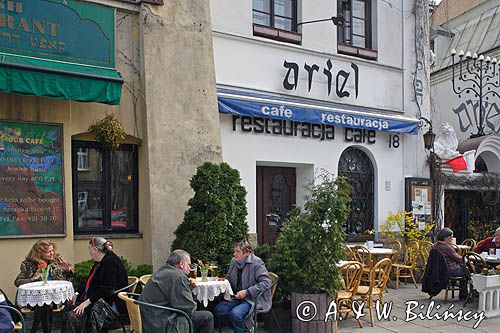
[171,162,249,273]
[268,173,351,298]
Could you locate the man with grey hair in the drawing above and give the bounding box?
[139,249,214,333]
[475,227,500,254]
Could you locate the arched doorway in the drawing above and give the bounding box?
[338,147,374,241]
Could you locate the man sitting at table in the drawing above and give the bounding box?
[474,227,500,254]
[139,249,213,333]
[214,240,272,333]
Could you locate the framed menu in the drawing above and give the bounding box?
[0,120,65,237]
[405,178,433,224]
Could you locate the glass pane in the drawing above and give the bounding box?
[110,149,136,230]
[253,12,271,26]
[253,0,270,12]
[274,0,292,18]
[352,35,366,48]
[76,147,103,229]
[352,0,366,18]
[274,16,292,31]
[352,18,365,36]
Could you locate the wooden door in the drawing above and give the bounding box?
[257,166,296,246]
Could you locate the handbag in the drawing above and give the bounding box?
[90,299,125,332]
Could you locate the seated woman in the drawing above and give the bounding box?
[433,228,467,298]
[14,239,73,333]
[68,237,128,332]
[214,240,272,333]
[433,228,464,277]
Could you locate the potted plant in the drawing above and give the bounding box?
[88,114,126,150]
[472,266,500,317]
[268,173,351,332]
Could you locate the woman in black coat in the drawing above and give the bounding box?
[69,237,128,331]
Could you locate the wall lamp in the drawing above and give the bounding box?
[420,117,436,151]
[297,14,344,27]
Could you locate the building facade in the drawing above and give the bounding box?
[0,0,221,298]
[430,0,500,241]
[211,0,432,244]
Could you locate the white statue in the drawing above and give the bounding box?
[433,123,460,159]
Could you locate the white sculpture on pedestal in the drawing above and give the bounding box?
[433,123,460,160]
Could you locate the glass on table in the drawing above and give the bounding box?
[489,248,496,256]
[189,263,198,279]
[210,261,219,278]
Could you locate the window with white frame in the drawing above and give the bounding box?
[77,148,90,171]
[78,191,88,211]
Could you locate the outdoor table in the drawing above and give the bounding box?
[483,255,500,267]
[357,248,395,256]
[17,280,74,333]
[192,277,233,307]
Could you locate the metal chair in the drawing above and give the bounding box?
[252,272,281,333]
[134,296,195,333]
[462,252,486,306]
[0,304,25,332]
[461,239,477,252]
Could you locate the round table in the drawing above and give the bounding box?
[192,278,233,307]
[16,280,74,307]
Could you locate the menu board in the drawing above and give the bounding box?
[0,121,64,237]
[405,178,433,225]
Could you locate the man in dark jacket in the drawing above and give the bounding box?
[139,250,213,333]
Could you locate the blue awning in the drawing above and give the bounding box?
[217,88,420,135]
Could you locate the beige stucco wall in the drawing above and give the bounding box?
[0,9,151,300]
[431,0,486,26]
[141,1,222,267]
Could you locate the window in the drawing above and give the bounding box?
[252,0,301,44]
[77,148,90,171]
[337,0,377,59]
[72,141,138,234]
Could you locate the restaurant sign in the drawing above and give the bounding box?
[0,0,115,67]
[0,120,64,237]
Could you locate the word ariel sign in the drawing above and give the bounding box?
[0,120,64,237]
[0,0,115,67]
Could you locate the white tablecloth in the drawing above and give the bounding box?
[16,280,74,307]
[192,278,233,307]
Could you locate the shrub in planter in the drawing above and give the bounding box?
[172,162,248,273]
[268,174,351,332]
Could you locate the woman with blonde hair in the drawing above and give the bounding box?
[14,239,73,333]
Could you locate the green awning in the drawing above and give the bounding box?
[0,54,123,105]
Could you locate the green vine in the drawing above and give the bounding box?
[88,114,126,150]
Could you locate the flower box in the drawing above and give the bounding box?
[472,274,500,317]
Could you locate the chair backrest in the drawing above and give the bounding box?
[118,292,142,333]
[344,246,354,260]
[369,258,392,291]
[338,261,363,294]
[405,241,420,267]
[352,245,373,268]
[139,274,151,286]
[0,304,25,333]
[463,252,486,274]
[419,241,433,258]
[128,276,139,293]
[268,272,278,300]
[451,244,461,255]
[134,298,194,333]
[384,240,402,264]
[461,239,477,251]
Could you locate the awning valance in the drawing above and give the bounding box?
[0,53,123,105]
[217,88,420,135]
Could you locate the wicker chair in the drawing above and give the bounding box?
[139,274,151,286]
[461,239,477,252]
[336,261,364,332]
[352,245,373,284]
[392,241,419,289]
[128,276,139,293]
[354,258,392,327]
[418,241,434,282]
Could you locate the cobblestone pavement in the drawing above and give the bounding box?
[44,283,500,332]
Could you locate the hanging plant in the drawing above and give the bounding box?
[88,114,126,150]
